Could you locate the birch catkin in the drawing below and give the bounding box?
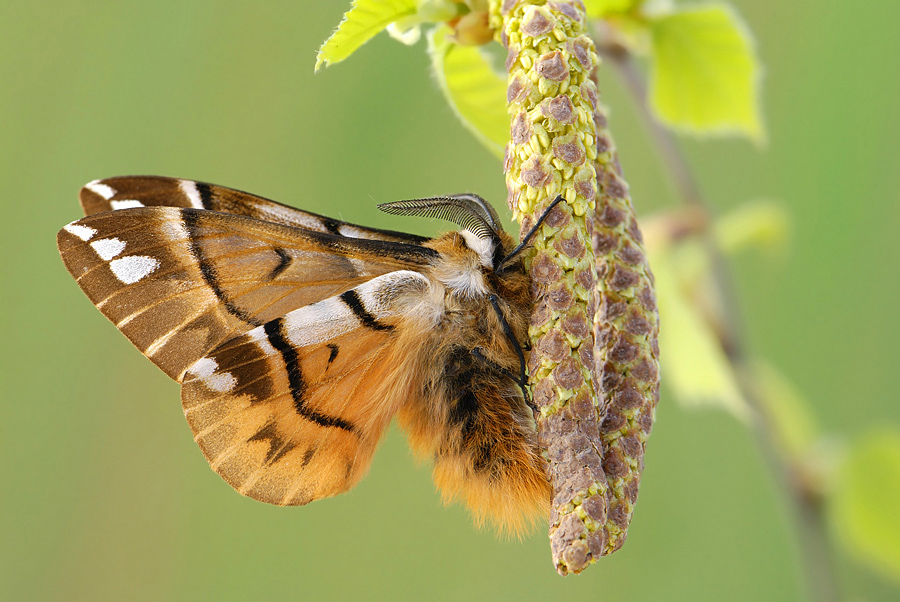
[490,0,659,574]
[588,79,660,556]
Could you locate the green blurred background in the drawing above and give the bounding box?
[2,1,898,600]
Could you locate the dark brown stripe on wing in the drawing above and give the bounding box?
[181,209,264,327]
[248,422,298,465]
[263,318,355,433]
[321,218,342,236]
[339,289,394,332]
[310,234,439,265]
[268,247,292,280]
[195,181,214,209]
[302,447,316,467]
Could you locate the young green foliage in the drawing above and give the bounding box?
[647,240,748,419]
[642,201,789,421]
[418,2,765,159]
[316,0,420,71]
[714,200,789,257]
[583,0,643,18]
[428,26,508,158]
[830,431,900,584]
[648,4,764,141]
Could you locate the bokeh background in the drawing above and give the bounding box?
[2,1,898,600]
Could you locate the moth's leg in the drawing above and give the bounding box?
[470,347,536,413]
[487,294,529,394]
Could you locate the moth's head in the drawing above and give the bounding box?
[378,193,564,278]
[378,194,517,272]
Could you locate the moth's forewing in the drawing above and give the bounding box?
[181,271,430,505]
[80,176,428,244]
[57,207,435,381]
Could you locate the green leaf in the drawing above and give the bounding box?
[830,431,900,583]
[427,26,508,158]
[316,0,419,71]
[646,240,749,420]
[584,0,642,18]
[714,200,790,257]
[648,4,764,141]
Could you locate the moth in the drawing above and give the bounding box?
[58,176,562,531]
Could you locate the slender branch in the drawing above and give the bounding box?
[598,46,841,602]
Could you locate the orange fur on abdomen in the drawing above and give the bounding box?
[395,321,550,535]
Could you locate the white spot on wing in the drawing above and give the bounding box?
[85,180,116,200]
[90,237,126,260]
[63,223,96,241]
[284,297,355,347]
[247,328,278,357]
[206,372,236,392]
[187,357,236,392]
[160,215,189,242]
[354,270,428,315]
[178,180,205,208]
[338,224,371,239]
[289,212,327,232]
[109,255,159,284]
[281,270,429,346]
[110,199,144,209]
[189,357,218,377]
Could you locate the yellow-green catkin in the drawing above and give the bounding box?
[490,0,660,575]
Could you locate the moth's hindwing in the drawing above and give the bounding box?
[57,207,436,381]
[80,176,428,244]
[181,270,430,505]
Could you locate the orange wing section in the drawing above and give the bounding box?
[181,271,431,505]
